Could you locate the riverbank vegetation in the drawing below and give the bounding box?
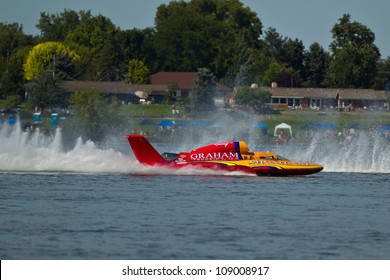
[1,0,390,144]
[1,1,390,102]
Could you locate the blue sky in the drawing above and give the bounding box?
[1,0,389,57]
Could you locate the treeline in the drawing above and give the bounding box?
[1,0,390,105]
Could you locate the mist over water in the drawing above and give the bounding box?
[0,122,132,173]
[0,121,248,176]
[1,120,389,174]
[288,131,390,173]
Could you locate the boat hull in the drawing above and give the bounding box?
[160,160,323,176]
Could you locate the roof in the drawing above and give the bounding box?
[269,87,387,100]
[59,72,232,96]
[151,72,197,90]
[61,81,167,95]
[151,72,231,92]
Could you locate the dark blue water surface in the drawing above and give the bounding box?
[1,171,389,260]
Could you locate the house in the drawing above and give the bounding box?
[268,87,388,110]
[60,81,168,104]
[33,75,388,111]
[56,72,231,105]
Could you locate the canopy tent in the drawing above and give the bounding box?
[188,120,208,127]
[274,123,293,139]
[174,120,208,127]
[139,119,155,125]
[301,122,336,130]
[1,109,17,115]
[252,122,268,130]
[8,118,16,125]
[156,120,175,126]
[377,124,390,131]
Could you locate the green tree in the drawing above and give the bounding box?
[261,27,287,61]
[52,53,78,80]
[0,47,29,100]
[223,34,252,87]
[36,9,81,41]
[0,23,36,99]
[373,57,390,90]
[69,88,121,142]
[27,70,63,112]
[234,63,252,87]
[304,42,330,87]
[2,94,21,109]
[125,59,150,84]
[154,2,216,72]
[117,28,157,73]
[162,83,178,105]
[326,14,380,88]
[191,68,216,114]
[262,59,299,87]
[154,0,262,78]
[0,23,27,64]
[95,35,124,81]
[65,12,122,80]
[234,86,271,112]
[284,38,306,80]
[248,50,272,86]
[23,41,80,80]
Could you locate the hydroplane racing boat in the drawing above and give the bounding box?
[124,134,323,176]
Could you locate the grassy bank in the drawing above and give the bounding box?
[261,110,390,132]
[120,104,390,131]
[3,102,390,142]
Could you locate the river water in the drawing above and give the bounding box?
[1,122,389,259]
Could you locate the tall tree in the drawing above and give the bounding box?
[23,41,80,80]
[69,88,121,142]
[261,27,287,62]
[326,14,380,88]
[53,53,78,80]
[95,35,124,81]
[154,0,262,78]
[36,9,81,41]
[0,23,36,99]
[304,42,329,87]
[284,38,306,80]
[191,68,216,114]
[0,23,27,64]
[248,50,273,86]
[125,59,150,84]
[27,70,63,112]
[117,27,158,73]
[373,57,390,90]
[234,86,271,112]
[0,47,29,100]
[262,59,299,87]
[65,12,122,80]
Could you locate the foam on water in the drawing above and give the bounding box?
[0,121,134,173]
[0,121,249,176]
[1,121,389,174]
[281,131,390,173]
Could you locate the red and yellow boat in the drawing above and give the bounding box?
[124,134,323,176]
